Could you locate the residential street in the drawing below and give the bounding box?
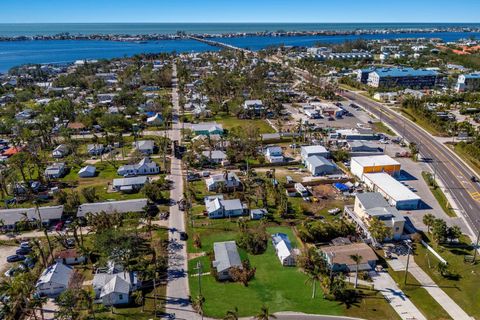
[164,63,199,320]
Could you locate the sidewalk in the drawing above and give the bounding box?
[371,272,426,320]
[397,255,473,320]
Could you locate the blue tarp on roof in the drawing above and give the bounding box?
[333,183,349,192]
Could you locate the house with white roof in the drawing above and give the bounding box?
[305,156,336,176]
[132,140,155,155]
[52,144,69,158]
[36,262,73,297]
[205,172,241,192]
[77,199,148,218]
[188,122,224,136]
[213,241,243,280]
[201,150,227,164]
[117,158,159,176]
[271,233,298,266]
[205,195,245,219]
[146,113,163,126]
[300,145,330,163]
[92,265,139,306]
[0,205,64,230]
[78,165,96,178]
[265,146,284,163]
[112,176,148,193]
[44,163,67,179]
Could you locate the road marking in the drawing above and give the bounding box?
[470,192,480,202]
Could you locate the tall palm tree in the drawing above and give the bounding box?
[224,306,239,320]
[423,213,435,234]
[350,254,363,289]
[255,305,276,320]
[304,267,322,299]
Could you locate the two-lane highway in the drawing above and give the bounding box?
[342,91,480,234]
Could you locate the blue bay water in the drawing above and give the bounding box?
[1,23,480,72]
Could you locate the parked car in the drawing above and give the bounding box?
[471,176,479,183]
[16,247,31,255]
[19,242,31,249]
[179,232,188,241]
[4,267,20,278]
[6,255,25,263]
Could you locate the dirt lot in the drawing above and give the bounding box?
[0,245,20,273]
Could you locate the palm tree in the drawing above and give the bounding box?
[304,267,322,299]
[350,254,363,289]
[224,306,239,320]
[423,213,435,234]
[255,305,277,320]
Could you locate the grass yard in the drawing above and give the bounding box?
[188,224,343,318]
[421,172,456,217]
[187,221,398,319]
[214,114,275,134]
[413,237,480,319]
[387,267,452,320]
[372,121,395,136]
[454,144,480,176]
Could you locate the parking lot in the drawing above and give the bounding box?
[0,245,20,274]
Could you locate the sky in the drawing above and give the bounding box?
[1,0,479,23]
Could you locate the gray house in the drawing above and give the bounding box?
[78,165,96,178]
[44,163,67,179]
[305,156,336,176]
[117,158,159,176]
[213,241,243,280]
[112,176,148,193]
[132,140,155,155]
[206,196,244,219]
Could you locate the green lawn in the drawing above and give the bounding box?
[413,237,480,319]
[421,172,456,217]
[188,225,344,318]
[387,267,452,320]
[372,122,395,136]
[187,222,397,319]
[454,144,480,176]
[214,114,275,134]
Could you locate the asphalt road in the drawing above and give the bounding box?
[164,63,200,320]
[342,91,480,234]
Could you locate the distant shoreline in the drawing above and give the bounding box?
[1,25,480,42]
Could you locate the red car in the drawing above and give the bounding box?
[55,221,64,231]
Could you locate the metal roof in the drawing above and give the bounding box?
[213,241,242,273]
[77,199,148,217]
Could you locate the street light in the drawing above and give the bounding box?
[404,240,413,285]
[472,220,480,264]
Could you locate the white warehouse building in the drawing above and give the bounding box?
[363,173,421,210]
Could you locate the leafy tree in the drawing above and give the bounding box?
[229,260,256,286]
[142,182,166,203]
[56,289,80,320]
[237,223,268,255]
